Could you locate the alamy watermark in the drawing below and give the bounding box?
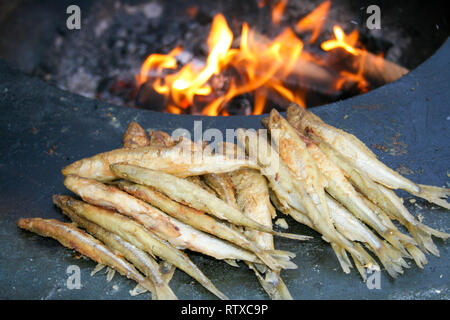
[66,5,81,30]
[66,265,81,289]
[366,269,381,290]
[366,5,381,30]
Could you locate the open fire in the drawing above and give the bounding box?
[136,1,408,116]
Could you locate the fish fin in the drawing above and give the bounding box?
[105,267,116,282]
[224,259,240,268]
[91,263,106,276]
[269,274,294,300]
[353,243,380,275]
[350,253,367,281]
[153,282,178,300]
[247,263,293,300]
[159,261,176,284]
[331,243,352,274]
[267,249,296,259]
[271,230,313,241]
[407,223,440,257]
[270,256,298,270]
[381,229,415,257]
[404,243,428,269]
[129,283,149,297]
[411,184,450,209]
[418,222,450,239]
[374,242,407,278]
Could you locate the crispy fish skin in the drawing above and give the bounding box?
[53,195,177,300]
[61,142,258,182]
[266,109,333,237]
[148,130,177,148]
[237,128,378,272]
[202,173,239,209]
[145,130,251,258]
[325,140,449,258]
[231,168,293,300]
[64,175,180,239]
[17,217,155,294]
[123,122,151,149]
[117,180,295,271]
[286,104,421,194]
[326,197,408,278]
[267,110,329,215]
[236,128,330,239]
[145,132,240,208]
[317,141,450,251]
[185,176,218,196]
[64,175,259,262]
[111,163,310,241]
[146,131,233,196]
[49,196,228,299]
[230,169,275,250]
[303,138,415,252]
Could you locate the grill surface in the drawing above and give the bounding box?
[0,39,449,300]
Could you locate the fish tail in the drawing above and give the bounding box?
[266,249,297,270]
[404,243,428,269]
[373,242,407,278]
[381,229,414,257]
[352,243,380,279]
[411,184,450,209]
[331,243,352,274]
[407,223,440,257]
[270,255,298,270]
[153,283,178,300]
[418,222,450,239]
[271,230,313,241]
[247,263,293,300]
[349,253,367,281]
[267,249,296,259]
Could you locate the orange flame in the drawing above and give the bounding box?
[295,0,330,44]
[137,2,379,115]
[321,26,370,92]
[136,46,182,86]
[271,0,288,25]
[321,26,360,55]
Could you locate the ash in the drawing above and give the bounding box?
[32,0,430,113]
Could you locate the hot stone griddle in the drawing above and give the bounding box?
[0,38,449,299]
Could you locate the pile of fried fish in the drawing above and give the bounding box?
[18,104,449,300]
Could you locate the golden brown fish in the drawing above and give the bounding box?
[64,175,261,263]
[236,128,379,276]
[62,141,258,182]
[110,163,310,242]
[17,217,156,295]
[47,196,228,299]
[117,180,296,271]
[122,122,151,149]
[286,104,421,194]
[53,195,177,300]
[287,104,450,209]
[231,168,294,299]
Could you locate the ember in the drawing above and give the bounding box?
[3,0,446,116]
[137,1,408,115]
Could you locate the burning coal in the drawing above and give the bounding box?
[136,1,408,115]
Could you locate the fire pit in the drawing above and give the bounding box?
[0,0,448,115]
[0,0,449,300]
